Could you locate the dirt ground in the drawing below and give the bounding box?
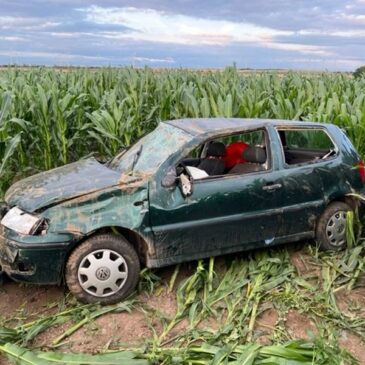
[0,247,364,364]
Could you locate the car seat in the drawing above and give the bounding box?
[229,146,266,174]
[198,142,226,176]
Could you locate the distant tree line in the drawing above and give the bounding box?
[354,66,365,79]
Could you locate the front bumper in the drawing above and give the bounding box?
[0,226,75,285]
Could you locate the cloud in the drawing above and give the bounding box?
[299,29,365,38]
[78,6,335,57]
[0,15,60,30]
[0,36,25,42]
[132,56,175,64]
[79,6,293,46]
[47,31,91,38]
[338,13,365,24]
[0,50,109,61]
[262,42,333,56]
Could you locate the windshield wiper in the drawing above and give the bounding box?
[129,145,143,174]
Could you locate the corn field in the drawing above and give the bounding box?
[1,67,365,197]
[0,67,365,364]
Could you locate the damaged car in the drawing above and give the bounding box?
[0,118,364,304]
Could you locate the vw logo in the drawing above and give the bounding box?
[96,267,111,281]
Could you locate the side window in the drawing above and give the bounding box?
[179,129,270,180]
[214,130,264,147]
[278,128,337,166]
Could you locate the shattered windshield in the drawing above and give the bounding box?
[108,123,192,174]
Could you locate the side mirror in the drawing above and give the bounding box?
[161,167,178,188]
[179,173,193,197]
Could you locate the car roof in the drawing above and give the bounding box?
[164,118,333,136]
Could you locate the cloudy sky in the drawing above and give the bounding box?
[0,0,364,70]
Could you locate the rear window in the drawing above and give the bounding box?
[277,128,336,165]
[281,129,334,149]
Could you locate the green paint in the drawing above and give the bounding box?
[0,119,363,284]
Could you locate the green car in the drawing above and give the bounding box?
[0,118,364,304]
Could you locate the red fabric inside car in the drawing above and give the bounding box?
[224,142,249,169]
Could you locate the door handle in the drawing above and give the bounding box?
[262,183,282,191]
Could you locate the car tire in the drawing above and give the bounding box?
[65,234,140,304]
[315,201,351,251]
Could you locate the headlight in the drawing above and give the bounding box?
[0,207,44,235]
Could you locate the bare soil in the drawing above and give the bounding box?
[0,248,365,364]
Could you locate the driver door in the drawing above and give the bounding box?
[148,129,284,265]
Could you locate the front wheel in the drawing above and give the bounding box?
[65,234,140,304]
[315,202,351,251]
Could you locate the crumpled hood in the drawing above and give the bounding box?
[5,158,137,213]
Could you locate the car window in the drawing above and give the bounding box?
[215,130,264,147]
[109,123,192,174]
[179,129,270,180]
[277,128,337,166]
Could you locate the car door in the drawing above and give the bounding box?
[148,128,285,264]
[275,164,325,238]
[274,127,334,238]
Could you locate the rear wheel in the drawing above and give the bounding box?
[66,234,140,304]
[315,202,351,251]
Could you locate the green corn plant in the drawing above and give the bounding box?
[1,67,365,196]
[0,300,134,347]
[0,339,356,365]
[0,133,21,177]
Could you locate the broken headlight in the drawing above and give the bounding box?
[0,207,46,235]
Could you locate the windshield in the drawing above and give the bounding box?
[108,123,192,174]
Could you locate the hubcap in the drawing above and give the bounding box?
[96,267,111,281]
[326,211,347,247]
[78,249,128,297]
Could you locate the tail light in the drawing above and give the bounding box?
[357,160,365,183]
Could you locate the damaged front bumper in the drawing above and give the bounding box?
[0,226,75,285]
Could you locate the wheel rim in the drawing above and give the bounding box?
[78,249,128,297]
[326,210,347,247]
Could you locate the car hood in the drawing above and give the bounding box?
[4,158,140,213]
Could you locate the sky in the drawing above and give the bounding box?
[0,0,364,70]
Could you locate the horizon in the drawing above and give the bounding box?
[0,64,355,73]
